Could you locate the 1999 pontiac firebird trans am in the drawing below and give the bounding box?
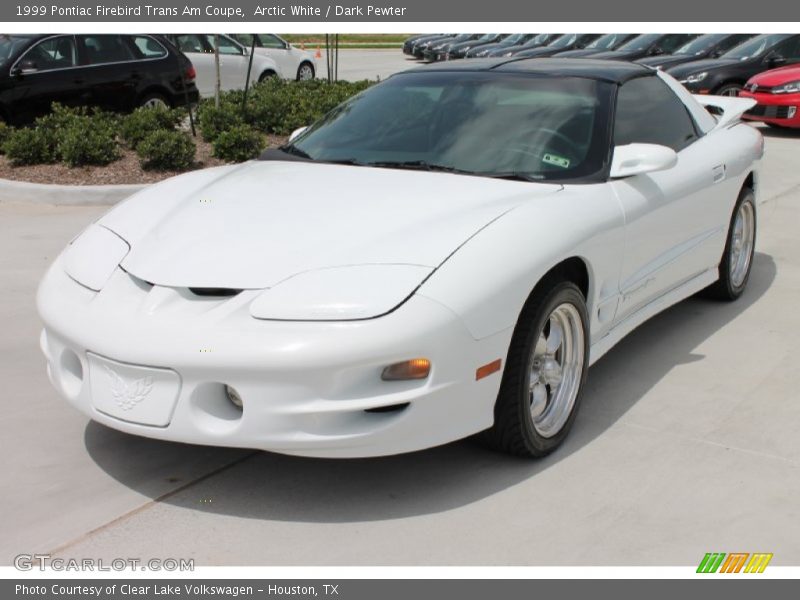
[37,59,763,458]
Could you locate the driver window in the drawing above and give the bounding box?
[22,36,78,71]
[772,36,800,61]
[614,76,699,152]
[208,35,243,55]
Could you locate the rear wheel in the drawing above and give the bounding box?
[258,70,277,82]
[138,92,170,109]
[705,187,756,300]
[480,281,589,457]
[296,62,315,80]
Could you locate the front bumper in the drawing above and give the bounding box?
[740,90,800,128]
[37,258,510,457]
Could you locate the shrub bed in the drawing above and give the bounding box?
[137,129,196,171]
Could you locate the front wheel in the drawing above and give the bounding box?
[705,187,756,300]
[480,281,589,457]
[296,62,315,80]
[715,83,743,97]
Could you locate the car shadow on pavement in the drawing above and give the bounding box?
[84,253,776,523]
[758,125,800,139]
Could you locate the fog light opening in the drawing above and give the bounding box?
[381,358,431,381]
[59,349,84,398]
[225,385,243,410]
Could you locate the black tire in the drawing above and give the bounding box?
[480,280,589,457]
[704,187,757,301]
[296,62,315,81]
[138,91,171,109]
[258,70,277,82]
[714,83,743,97]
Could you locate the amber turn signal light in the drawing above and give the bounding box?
[476,359,502,381]
[381,358,431,381]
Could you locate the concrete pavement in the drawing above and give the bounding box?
[1,125,798,566]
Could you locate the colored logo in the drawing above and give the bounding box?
[697,552,773,573]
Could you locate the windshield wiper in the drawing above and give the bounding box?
[366,160,476,175]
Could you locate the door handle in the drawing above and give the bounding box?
[712,164,726,183]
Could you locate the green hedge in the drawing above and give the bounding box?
[137,129,196,171]
[213,125,265,162]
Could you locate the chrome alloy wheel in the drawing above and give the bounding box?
[730,199,755,288]
[528,303,585,438]
[297,63,315,80]
[141,97,168,109]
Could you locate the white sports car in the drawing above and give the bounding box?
[37,59,762,458]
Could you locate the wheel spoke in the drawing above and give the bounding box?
[530,382,548,418]
[546,319,563,354]
[535,333,547,357]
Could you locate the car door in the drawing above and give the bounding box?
[205,35,247,91]
[170,34,213,96]
[257,34,296,75]
[7,35,84,123]
[610,75,723,322]
[76,34,138,111]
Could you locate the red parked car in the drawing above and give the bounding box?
[740,65,800,128]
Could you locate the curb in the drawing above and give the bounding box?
[0,177,147,206]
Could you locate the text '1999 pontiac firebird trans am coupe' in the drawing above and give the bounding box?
[38,59,763,458]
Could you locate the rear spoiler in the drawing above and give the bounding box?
[694,95,757,130]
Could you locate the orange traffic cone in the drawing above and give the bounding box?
[315,45,322,58]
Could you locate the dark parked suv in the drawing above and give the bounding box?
[0,34,199,124]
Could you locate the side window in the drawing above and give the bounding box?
[614,76,699,152]
[207,35,243,56]
[80,35,135,65]
[20,36,78,71]
[173,35,207,54]
[130,36,167,59]
[771,36,800,60]
[259,34,287,49]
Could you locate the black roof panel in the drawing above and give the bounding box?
[404,57,653,83]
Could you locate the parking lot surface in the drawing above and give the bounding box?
[1,116,799,565]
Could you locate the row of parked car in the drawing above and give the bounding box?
[0,33,318,125]
[404,33,800,128]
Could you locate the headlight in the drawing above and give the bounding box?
[249,265,432,321]
[682,72,708,84]
[772,80,800,94]
[63,224,130,291]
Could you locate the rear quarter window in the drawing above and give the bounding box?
[130,36,167,59]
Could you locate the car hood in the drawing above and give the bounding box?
[587,50,639,60]
[667,58,740,78]
[552,48,603,57]
[749,65,800,85]
[98,161,561,290]
[637,54,696,68]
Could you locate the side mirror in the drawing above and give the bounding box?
[610,143,678,178]
[650,46,664,56]
[768,54,787,67]
[288,126,308,142]
[17,59,38,74]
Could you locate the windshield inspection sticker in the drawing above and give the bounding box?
[542,153,571,169]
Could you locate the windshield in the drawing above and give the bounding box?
[503,33,529,44]
[586,33,627,50]
[478,34,499,42]
[285,72,611,183]
[722,34,789,60]
[0,34,34,63]
[617,33,661,52]
[674,34,725,55]
[549,34,579,48]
